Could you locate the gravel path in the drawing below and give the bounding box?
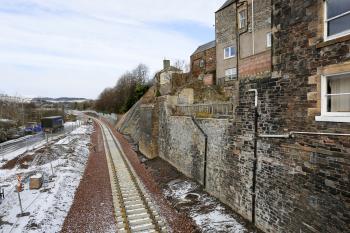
[61,123,116,233]
[104,120,198,233]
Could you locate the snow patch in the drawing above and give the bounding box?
[0,124,93,233]
[164,179,250,233]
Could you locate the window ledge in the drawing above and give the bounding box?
[316,34,350,49]
[315,116,350,123]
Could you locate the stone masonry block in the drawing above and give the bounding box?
[308,75,319,85]
[30,173,43,190]
[307,108,320,117]
[307,92,318,101]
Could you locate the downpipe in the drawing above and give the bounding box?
[248,89,258,227]
[191,116,208,188]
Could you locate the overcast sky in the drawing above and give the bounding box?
[0,0,226,99]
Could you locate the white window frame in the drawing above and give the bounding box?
[266,32,272,48]
[224,46,236,59]
[316,72,350,122]
[225,68,237,80]
[238,10,247,29]
[199,59,205,68]
[324,1,350,41]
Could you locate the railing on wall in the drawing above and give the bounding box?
[175,102,233,117]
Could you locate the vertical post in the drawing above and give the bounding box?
[0,144,3,162]
[25,137,28,152]
[50,159,55,177]
[16,175,24,215]
[22,101,25,127]
[17,190,24,214]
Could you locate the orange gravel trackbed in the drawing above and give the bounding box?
[61,122,116,233]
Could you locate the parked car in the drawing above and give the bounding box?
[25,122,42,135]
[41,116,64,133]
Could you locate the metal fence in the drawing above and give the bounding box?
[175,102,233,117]
[0,133,45,157]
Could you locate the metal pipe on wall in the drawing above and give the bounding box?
[259,131,350,138]
[247,89,258,226]
[191,116,208,188]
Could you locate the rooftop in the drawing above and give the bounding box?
[192,40,216,55]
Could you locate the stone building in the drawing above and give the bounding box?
[190,40,216,85]
[215,0,272,105]
[215,0,237,88]
[155,60,182,96]
[215,0,271,83]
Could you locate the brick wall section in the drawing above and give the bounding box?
[239,51,271,78]
[191,46,216,78]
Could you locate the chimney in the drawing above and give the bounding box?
[163,60,170,69]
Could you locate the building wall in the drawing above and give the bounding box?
[216,0,272,86]
[224,0,350,232]
[216,3,237,83]
[191,46,216,78]
[238,0,272,59]
[120,1,350,232]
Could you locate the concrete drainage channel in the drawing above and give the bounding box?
[97,119,167,233]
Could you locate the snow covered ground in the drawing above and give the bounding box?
[0,124,93,233]
[164,179,250,233]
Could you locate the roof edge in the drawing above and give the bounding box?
[215,0,237,13]
[191,40,216,56]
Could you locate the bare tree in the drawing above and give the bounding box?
[95,64,151,114]
[173,59,190,72]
